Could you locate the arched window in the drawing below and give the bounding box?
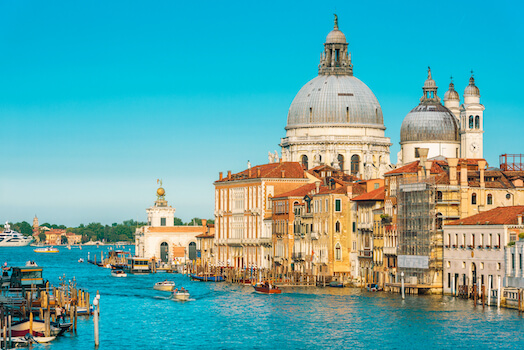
[487,194,493,205]
[335,221,341,233]
[351,154,360,175]
[475,115,480,129]
[469,116,474,129]
[436,191,443,202]
[436,213,443,230]
[188,242,197,261]
[301,155,308,169]
[335,243,342,261]
[160,242,169,263]
[337,154,344,170]
[471,193,477,205]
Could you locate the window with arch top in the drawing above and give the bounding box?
[335,221,341,233]
[487,194,493,205]
[337,154,344,170]
[350,154,360,175]
[469,116,474,129]
[335,243,342,261]
[301,155,308,170]
[475,115,480,129]
[471,193,477,205]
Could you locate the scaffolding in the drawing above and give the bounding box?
[397,176,437,286]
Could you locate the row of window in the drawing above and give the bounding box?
[446,233,501,248]
[300,154,360,174]
[468,115,481,129]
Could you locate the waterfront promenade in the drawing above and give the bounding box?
[1,246,523,350]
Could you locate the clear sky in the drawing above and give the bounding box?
[1,0,523,226]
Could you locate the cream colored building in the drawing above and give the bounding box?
[135,185,211,264]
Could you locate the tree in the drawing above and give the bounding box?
[14,221,33,236]
[206,219,215,225]
[61,235,68,244]
[38,232,46,243]
[174,217,184,226]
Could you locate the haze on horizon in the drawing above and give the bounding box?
[1,0,523,227]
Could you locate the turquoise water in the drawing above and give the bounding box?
[1,246,523,350]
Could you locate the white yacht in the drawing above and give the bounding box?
[0,222,33,247]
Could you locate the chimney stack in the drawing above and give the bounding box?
[248,168,252,178]
[219,172,223,181]
[448,158,458,185]
[418,148,429,178]
[460,160,468,186]
[202,219,207,228]
[227,170,231,180]
[315,181,320,194]
[425,160,432,178]
[478,160,487,188]
[517,214,522,226]
[257,167,261,177]
[281,170,285,178]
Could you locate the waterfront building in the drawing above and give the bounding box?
[135,185,212,264]
[280,16,392,179]
[65,231,82,245]
[505,234,524,289]
[43,228,67,245]
[398,69,484,165]
[352,186,385,286]
[443,206,524,295]
[213,162,312,269]
[196,227,215,269]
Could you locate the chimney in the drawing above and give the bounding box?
[347,184,353,198]
[202,219,207,229]
[448,158,458,185]
[219,172,223,181]
[315,181,320,194]
[425,160,432,178]
[478,160,487,188]
[517,214,522,226]
[227,170,231,180]
[460,160,468,186]
[248,168,252,178]
[418,148,429,178]
[257,167,261,177]
[281,170,285,178]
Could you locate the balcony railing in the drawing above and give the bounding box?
[358,250,372,258]
[311,231,319,240]
[383,246,397,255]
[292,252,304,260]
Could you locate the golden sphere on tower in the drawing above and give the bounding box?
[157,187,165,196]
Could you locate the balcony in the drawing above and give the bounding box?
[227,238,242,246]
[292,252,305,261]
[383,246,397,255]
[358,250,372,258]
[311,231,319,240]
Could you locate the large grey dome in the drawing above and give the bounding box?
[400,103,459,142]
[286,75,384,129]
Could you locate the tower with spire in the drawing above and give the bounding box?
[318,14,353,76]
[459,73,485,158]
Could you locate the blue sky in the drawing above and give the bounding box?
[1,0,523,226]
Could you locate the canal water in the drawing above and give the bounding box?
[1,246,523,349]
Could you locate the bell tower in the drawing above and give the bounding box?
[460,73,485,158]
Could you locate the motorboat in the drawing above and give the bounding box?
[78,258,84,263]
[253,282,281,294]
[34,247,59,253]
[366,283,383,292]
[11,334,56,345]
[154,280,175,291]
[174,290,190,301]
[11,319,71,337]
[190,274,224,282]
[111,269,127,277]
[0,222,33,247]
[329,281,344,288]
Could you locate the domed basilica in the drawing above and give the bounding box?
[280,15,392,179]
[278,15,485,177]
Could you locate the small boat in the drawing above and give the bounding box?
[253,282,281,294]
[329,281,344,288]
[111,269,127,277]
[173,289,190,301]
[190,274,224,282]
[78,258,84,263]
[366,283,383,292]
[11,335,56,345]
[34,247,59,253]
[11,319,71,337]
[76,305,94,315]
[154,280,175,291]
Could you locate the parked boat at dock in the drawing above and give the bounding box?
[190,274,224,282]
[10,319,71,337]
[253,282,281,294]
[154,280,175,291]
[329,281,344,288]
[0,222,33,247]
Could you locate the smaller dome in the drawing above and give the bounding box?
[464,76,480,96]
[326,29,346,44]
[157,187,165,196]
[444,81,459,101]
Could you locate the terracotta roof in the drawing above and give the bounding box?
[352,186,385,201]
[273,183,320,198]
[446,206,524,226]
[196,233,215,238]
[385,162,419,175]
[216,162,306,182]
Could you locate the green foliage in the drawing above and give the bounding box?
[12,221,33,236]
[60,235,68,244]
[174,217,184,226]
[206,219,215,225]
[508,241,516,246]
[519,232,524,240]
[38,232,46,242]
